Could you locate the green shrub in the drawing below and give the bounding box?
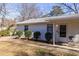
[34,31,41,40]
[0,25,14,36]
[45,32,52,43]
[0,30,10,36]
[15,30,23,38]
[24,30,32,40]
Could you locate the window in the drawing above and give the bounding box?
[60,25,66,37]
[24,25,28,30]
[47,24,53,33]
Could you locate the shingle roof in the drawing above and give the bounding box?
[17,14,79,25]
[17,18,48,25]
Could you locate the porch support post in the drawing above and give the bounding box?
[53,23,55,45]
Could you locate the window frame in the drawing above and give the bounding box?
[47,24,53,33]
[24,25,28,31]
[59,25,66,37]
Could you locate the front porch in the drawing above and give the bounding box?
[50,19,79,45]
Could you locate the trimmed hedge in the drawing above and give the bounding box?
[24,30,32,40]
[45,32,52,43]
[15,30,23,38]
[34,31,41,40]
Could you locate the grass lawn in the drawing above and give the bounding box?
[0,41,53,56]
[0,40,78,56]
[0,41,37,56]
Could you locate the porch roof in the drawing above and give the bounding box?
[17,14,79,25]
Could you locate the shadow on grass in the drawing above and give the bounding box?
[35,49,56,56]
[15,51,29,56]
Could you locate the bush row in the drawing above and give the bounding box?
[14,30,52,42]
[0,28,52,42]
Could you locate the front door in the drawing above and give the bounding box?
[59,25,67,42]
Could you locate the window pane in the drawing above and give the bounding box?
[60,25,66,37]
[24,25,28,30]
[47,24,53,33]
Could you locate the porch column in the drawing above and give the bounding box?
[53,24,56,45]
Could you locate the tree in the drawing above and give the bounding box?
[49,6,64,16]
[61,3,79,14]
[17,3,43,22]
[43,3,79,17]
[0,3,8,30]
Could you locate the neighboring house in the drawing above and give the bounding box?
[16,14,79,43]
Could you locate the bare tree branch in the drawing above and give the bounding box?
[17,3,43,22]
[61,3,79,14]
[73,3,78,13]
[0,3,8,30]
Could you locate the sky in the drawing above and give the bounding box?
[5,3,53,19]
[1,3,79,19]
